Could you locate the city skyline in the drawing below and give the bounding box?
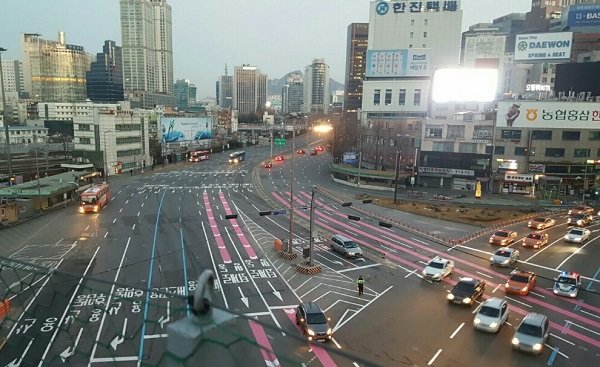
[1,0,531,97]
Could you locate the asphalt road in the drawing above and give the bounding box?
[0,135,598,367]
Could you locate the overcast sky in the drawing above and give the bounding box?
[1,0,531,97]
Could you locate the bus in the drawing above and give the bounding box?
[189,149,211,162]
[228,151,246,163]
[79,183,110,213]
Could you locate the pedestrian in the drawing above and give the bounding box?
[357,275,365,296]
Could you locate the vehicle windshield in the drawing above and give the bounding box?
[517,323,543,337]
[344,241,358,248]
[429,261,444,269]
[557,276,577,285]
[494,250,510,257]
[307,313,327,324]
[569,229,584,235]
[532,217,545,222]
[572,214,586,219]
[81,197,97,204]
[478,305,500,317]
[527,234,541,240]
[510,274,530,283]
[455,282,475,292]
[494,231,508,237]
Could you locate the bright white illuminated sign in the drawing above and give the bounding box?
[432,69,498,102]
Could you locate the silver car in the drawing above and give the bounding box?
[512,313,550,354]
[490,247,519,267]
[421,256,454,281]
[474,297,509,333]
[563,228,591,243]
[330,234,363,258]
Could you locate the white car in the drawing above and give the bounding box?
[490,247,519,267]
[563,228,591,243]
[474,297,509,333]
[553,271,582,298]
[421,256,454,281]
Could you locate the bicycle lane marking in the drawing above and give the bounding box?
[248,320,281,367]
[203,191,232,263]
[282,308,337,367]
[218,191,257,259]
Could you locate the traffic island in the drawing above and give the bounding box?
[296,263,322,275]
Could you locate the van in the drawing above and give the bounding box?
[512,313,549,354]
[330,234,363,258]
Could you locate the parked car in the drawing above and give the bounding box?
[490,247,519,267]
[527,217,556,230]
[505,269,537,296]
[474,297,509,333]
[563,228,591,243]
[512,313,550,354]
[523,232,549,249]
[489,230,518,246]
[330,234,363,258]
[295,302,333,342]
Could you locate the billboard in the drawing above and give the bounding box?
[514,32,573,61]
[160,117,212,143]
[568,5,600,27]
[496,101,600,129]
[432,68,498,102]
[366,49,431,77]
[373,0,459,16]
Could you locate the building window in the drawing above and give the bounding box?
[373,89,381,105]
[531,130,552,140]
[561,131,580,141]
[589,131,600,140]
[545,148,565,157]
[514,147,528,156]
[425,126,443,138]
[422,44,426,48]
[384,89,392,105]
[458,142,477,153]
[414,89,421,106]
[410,32,414,38]
[473,126,492,139]
[423,32,428,37]
[398,89,406,106]
[574,148,590,158]
[542,77,547,83]
[79,137,91,144]
[501,129,522,140]
[409,44,413,48]
[424,19,428,25]
[485,145,493,154]
[494,146,505,155]
[79,124,91,131]
[447,125,465,139]
[411,19,415,25]
[432,142,454,152]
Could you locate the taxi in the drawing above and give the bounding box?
[505,269,537,296]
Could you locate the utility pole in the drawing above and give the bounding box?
[308,186,316,266]
[288,114,296,254]
[0,47,13,178]
[394,151,401,204]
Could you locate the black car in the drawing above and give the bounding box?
[447,278,486,306]
[295,302,333,341]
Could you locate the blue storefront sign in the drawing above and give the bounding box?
[568,5,600,27]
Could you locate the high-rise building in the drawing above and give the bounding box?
[303,58,330,114]
[86,40,124,103]
[344,23,369,119]
[1,60,25,105]
[219,75,233,109]
[281,73,303,114]
[21,32,90,102]
[233,65,267,115]
[120,0,174,107]
[173,79,196,111]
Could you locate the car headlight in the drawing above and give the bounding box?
[528,222,532,226]
[447,293,455,300]
[327,328,332,335]
[433,273,441,279]
[537,225,543,229]
[512,337,520,345]
[570,292,577,297]
[501,239,507,243]
[474,318,481,325]
[490,256,494,261]
[307,329,315,336]
[489,322,498,328]
[533,343,542,351]
[463,297,471,304]
[553,289,559,294]
[502,259,509,264]
[421,270,427,276]
[577,220,583,225]
[521,286,528,291]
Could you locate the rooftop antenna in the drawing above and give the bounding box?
[224,63,228,76]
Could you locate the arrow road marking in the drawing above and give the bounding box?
[7,338,34,367]
[60,328,83,362]
[267,281,283,302]
[239,287,250,308]
[157,301,170,329]
[110,318,128,351]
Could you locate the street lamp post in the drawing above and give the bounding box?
[288,114,296,254]
[583,159,595,204]
[394,150,401,204]
[0,47,13,178]
[103,130,113,182]
[34,134,41,200]
[308,186,316,266]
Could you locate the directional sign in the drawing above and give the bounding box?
[110,318,128,351]
[272,209,287,216]
[157,302,170,329]
[60,328,83,362]
[274,138,286,146]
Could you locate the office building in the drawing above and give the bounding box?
[282,73,303,114]
[173,79,196,111]
[86,41,124,103]
[120,0,175,108]
[21,32,90,102]
[1,60,25,103]
[343,23,369,120]
[303,58,330,114]
[219,75,233,109]
[233,65,267,115]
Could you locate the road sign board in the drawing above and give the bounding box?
[275,138,286,145]
[272,209,287,216]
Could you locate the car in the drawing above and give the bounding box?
[568,205,595,216]
[295,302,333,341]
[527,217,556,230]
[447,278,485,306]
[505,269,537,296]
[310,149,317,156]
[316,145,324,152]
[523,232,549,249]
[567,213,593,227]
[512,313,550,355]
[473,297,509,333]
[263,161,272,168]
[489,230,518,246]
[490,247,519,267]
[330,234,363,258]
[421,256,454,281]
[553,271,581,298]
[274,155,284,162]
[563,227,591,243]
[296,149,305,154]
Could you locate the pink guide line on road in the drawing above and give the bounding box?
[248,320,281,367]
[203,192,232,263]
[272,192,600,345]
[282,309,338,367]
[218,192,258,259]
[298,191,600,317]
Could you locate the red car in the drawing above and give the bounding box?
[264,161,272,168]
[316,145,324,152]
[296,149,305,154]
[505,269,537,296]
[274,155,284,161]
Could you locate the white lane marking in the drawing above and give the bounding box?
[90,356,139,363]
[530,291,546,298]
[566,320,600,337]
[524,237,562,262]
[337,263,382,273]
[333,286,393,333]
[492,284,501,293]
[580,309,600,319]
[449,322,465,339]
[544,344,570,359]
[405,269,417,278]
[476,271,493,279]
[132,224,136,230]
[104,232,108,238]
[554,235,600,269]
[505,296,532,308]
[427,349,443,366]
[112,218,116,224]
[84,225,90,231]
[549,333,575,345]
[332,337,342,349]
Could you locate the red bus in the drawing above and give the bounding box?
[189,150,211,162]
[79,183,110,213]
